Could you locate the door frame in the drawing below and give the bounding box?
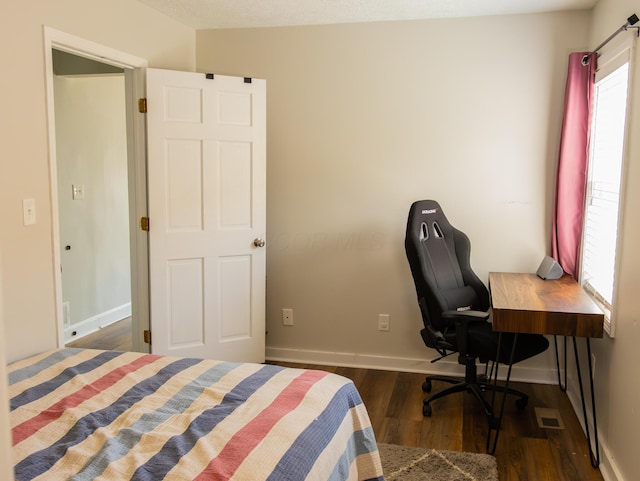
[43,27,150,352]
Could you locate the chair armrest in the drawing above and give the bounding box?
[442,309,489,322]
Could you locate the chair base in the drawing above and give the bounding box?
[421,363,528,418]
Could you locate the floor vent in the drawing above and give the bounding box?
[535,407,565,429]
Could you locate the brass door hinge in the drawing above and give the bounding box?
[140,217,150,231]
[138,98,147,113]
[143,330,152,344]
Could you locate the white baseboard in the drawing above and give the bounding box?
[265,347,558,385]
[64,303,131,344]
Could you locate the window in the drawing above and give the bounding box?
[580,47,632,337]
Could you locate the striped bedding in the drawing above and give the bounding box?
[8,348,384,481]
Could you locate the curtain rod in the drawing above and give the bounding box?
[581,13,639,65]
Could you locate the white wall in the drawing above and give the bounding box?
[54,75,131,338]
[0,0,195,363]
[196,11,589,377]
[577,2,640,481]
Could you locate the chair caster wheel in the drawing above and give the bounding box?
[423,403,432,417]
[422,380,432,393]
[515,398,528,410]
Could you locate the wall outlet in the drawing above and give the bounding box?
[72,184,85,200]
[282,308,294,326]
[378,314,390,331]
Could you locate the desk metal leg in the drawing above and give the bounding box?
[486,332,518,455]
[554,335,567,392]
[555,335,599,466]
[572,337,600,467]
[487,332,502,432]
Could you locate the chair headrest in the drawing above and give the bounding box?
[406,200,454,241]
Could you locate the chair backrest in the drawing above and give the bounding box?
[405,200,489,331]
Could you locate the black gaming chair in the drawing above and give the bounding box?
[404,200,549,417]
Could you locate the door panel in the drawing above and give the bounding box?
[147,68,266,362]
[168,258,204,346]
[166,140,203,231]
[219,141,252,226]
[219,255,251,339]
[164,86,203,123]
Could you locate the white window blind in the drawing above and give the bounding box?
[580,59,630,337]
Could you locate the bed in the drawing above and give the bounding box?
[8,348,384,481]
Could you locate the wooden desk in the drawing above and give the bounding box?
[489,272,604,338]
[487,272,604,467]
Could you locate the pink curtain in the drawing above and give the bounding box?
[551,52,596,279]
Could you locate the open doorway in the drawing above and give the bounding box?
[44,27,149,353]
[52,50,132,350]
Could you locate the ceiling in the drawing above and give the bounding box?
[137,0,597,30]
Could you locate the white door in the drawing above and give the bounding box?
[146,68,266,362]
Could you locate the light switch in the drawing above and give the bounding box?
[23,198,36,225]
[72,184,85,200]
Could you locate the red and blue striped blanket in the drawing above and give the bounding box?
[8,348,384,481]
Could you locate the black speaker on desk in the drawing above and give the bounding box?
[536,256,564,280]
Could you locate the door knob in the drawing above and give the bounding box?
[253,238,266,248]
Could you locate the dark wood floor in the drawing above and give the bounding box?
[277,362,604,481]
[65,317,132,351]
[68,319,603,481]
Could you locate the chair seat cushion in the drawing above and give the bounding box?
[442,322,549,364]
